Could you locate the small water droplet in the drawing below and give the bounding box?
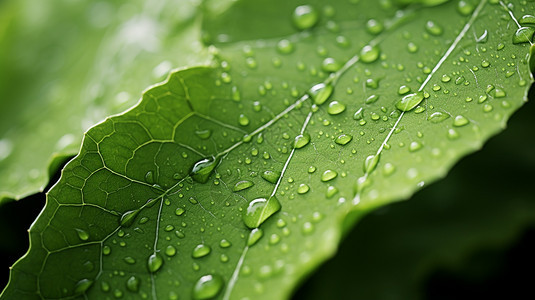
[457,0,475,15]
[453,115,469,127]
[75,228,89,241]
[398,85,411,95]
[366,19,384,35]
[233,180,254,192]
[365,94,379,104]
[147,253,163,273]
[292,5,319,31]
[335,134,353,145]
[175,207,185,216]
[220,239,231,248]
[294,133,311,149]
[103,245,111,255]
[242,197,281,228]
[192,244,212,258]
[447,128,460,139]
[395,92,424,112]
[383,163,395,176]
[74,279,93,294]
[238,114,250,126]
[425,20,443,36]
[261,170,281,184]
[364,154,380,173]
[145,171,154,184]
[165,245,177,257]
[192,274,224,300]
[441,74,451,82]
[308,83,334,105]
[277,39,294,54]
[353,108,364,120]
[321,170,338,182]
[322,57,342,72]
[360,45,380,63]
[120,210,140,227]
[195,129,212,140]
[326,186,339,198]
[302,222,315,234]
[124,257,136,264]
[409,141,423,152]
[308,166,316,173]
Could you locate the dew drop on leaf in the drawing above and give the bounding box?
[520,14,535,25]
[365,18,384,35]
[192,274,224,300]
[195,129,212,140]
[261,170,281,183]
[277,39,294,54]
[126,276,140,292]
[192,244,212,258]
[335,134,353,145]
[395,92,424,112]
[120,210,140,227]
[360,44,380,63]
[457,0,475,16]
[242,196,281,229]
[294,133,311,149]
[425,20,443,36]
[364,154,380,173]
[297,183,310,194]
[75,228,89,241]
[233,180,254,192]
[322,57,342,72]
[453,115,469,127]
[321,170,338,182]
[74,279,93,295]
[512,27,535,44]
[165,245,177,257]
[308,83,334,105]
[147,253,163,273]
[191,157,219,183]
[247,228,264,246]
[292,5,319,31]
[219,239,231,248]
[427,111,449,123]
[326,186,339,198]
[327,101,346,115]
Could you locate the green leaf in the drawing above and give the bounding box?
[2,0,533,299]
[0,0,210,202]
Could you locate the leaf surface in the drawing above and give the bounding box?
[0,0,209,202]
[2,0,534,299]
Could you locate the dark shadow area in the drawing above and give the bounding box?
[293,87,535,299]
[0,158,68,290]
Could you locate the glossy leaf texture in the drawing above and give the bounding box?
[2,0,534,299]
[0,0,210,202]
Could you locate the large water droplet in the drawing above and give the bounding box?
[294,133,311,149]
[292,5,319,31]
[360,45,380,63]
[261,170,281,184]
[233,180,254,192]
[192,274,224,300]
[322,57,342,72]
[395,92,424,112]
[75,228,89,241]
[513,27,535,44]
[297,184,310,194]
[453,115,469,127]
[520,15,535,25]
[308,83,333,105]
[147,253,163,273]
[192,244,212,258]
[191,157,219,183]
[242,196,281,229]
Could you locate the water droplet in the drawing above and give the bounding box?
[409,141,423,152]
[302,222,315,234]
[75,228,89,241]
[126,276,140,292]
[147,253,163,273]
[398,85,411,95]
[366,19,384,35]
[103,245,111,255]
[365,95,379,104]
[395,92,424,112]
[192,274,224,300]
[124,257,136,264]
[335,134,352,145]
[277,39,294,54]
[407,42,419,53]
[308,83,334,105]
[261,170,281,184]
[192,244,212,258]
[292,5,319,31]
[383,163,395,176]
[294,133,311,149]
[427,112,449,123]
[353,108,364,120]
[520,14,535,25]
[364,154,380,173]
[242,196,281,228]
[165,245,177,257]
[447,128,459,139]
[120,210,140,227]
[101,281,110,292]
[74,279,93,294]
[457,0,475,15]
[360,45,380,63]
[453,115,469,127]
[321,170,338,182]
[425,20,443,36]
[238,114,250,126]
[195,129,212,140]
[327,101,346,115]
[175,207,185,216]
[191,157,219,183]
[220,239,231,248]
[513,27,535,44]
[308,166,316,173]
[322,57,342,72]
[233,180,254,192]
[326,186,339,198]
[441,74,451,82]
[297,183,310,194]
[247,228,264,246]
[145,171,154,184]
